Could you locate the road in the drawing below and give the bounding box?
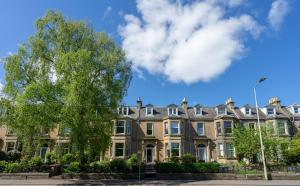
[1,179,300,186]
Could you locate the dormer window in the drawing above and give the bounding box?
[168,107,178,116]
[194,107,202,116]
[245,108,251,115]
[217,107,227,115]
[294,107,299,114]
[118,107,129,116]
[146,107,153,116]
[267,108,275,115]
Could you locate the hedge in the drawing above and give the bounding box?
[156,162,220,173]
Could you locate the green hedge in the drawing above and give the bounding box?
[156,162,220,173]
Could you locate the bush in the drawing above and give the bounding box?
[127,154,140,172]
[89,161,110,173]
[5,162,22,173]
[0,161,7,172]
[60,153,75,165]
[156,162,220,173]
[0,151,8,161]
[7,150,22,162]
[192,162,220,173]
[64,161,80,173]
[45,152,58,164]
[110,159,127,173]
[156,162,183,173]
[181,153,196,164]
[170,156,180,163]
[29,156,43,167]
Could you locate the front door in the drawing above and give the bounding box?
[198,147,206,162]
[146,148,153,163]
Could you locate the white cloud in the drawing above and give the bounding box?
[0,82,4,98]
[119,0,263,84]
[268,0,289,31]
[103,6,112,19]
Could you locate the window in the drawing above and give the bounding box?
[146,123,153,136]
[267,108,275,115]
[165,143,170,159]
[277,122,286,135]
[64,127,71,134]
[218,143,224,157]
[115,143,124,157]
[249,123,255,130]
[118,107,129,115]
[171,121,180,135]
[171,143,180,157]
[217,122,222,135]
[197,123,204,136]
[116,120,125,134]
[195,107,202,115]
[7,128,15,135]
[168,107,177,116]
[127,120,132,134]
[224,121,233,134]
[245,108,251,115]
[294,107,299,114]
[146,107,153,116]
[217,107,226,115]
[6,142,15,152]
[226,143,234,158]
[164,122,169,135]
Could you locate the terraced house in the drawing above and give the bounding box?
[0,97,300,163]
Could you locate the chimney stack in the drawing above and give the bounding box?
[137,97,142,110]
[269,97,281,106]
[226,97,235,109]
[181,97,188,111]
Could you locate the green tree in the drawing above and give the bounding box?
[3,11,131,164]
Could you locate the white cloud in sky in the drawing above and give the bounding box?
[103,6,112,19]
[119,0,263,84]
[0,82,4,98]
[268,0,289,31]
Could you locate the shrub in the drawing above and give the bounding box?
[64,161,80,173]
[0,161,7,172]
[45,152,58,164]
[7,150,22,162]
[170,156,180,163]
[89,161,110,173]
[110,159,127,173]
[156,162,183,173]
[181,153,196,164]
[0,151,8,161]
[5,162,22,173]
[192,162,220,173]
[29,156,43,167]
[60,153,75,165]
[127,154,140,172]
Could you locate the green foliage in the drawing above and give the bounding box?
[170,156,180,163]
[89,161,110,173]
[45,152,58,164]
[181,153,196,164]
[0,161,8,172]
[126,153,138,167]
[283,132,300,165]
[59,153,75,165]
[7,150,22,162]
[156,162,220,173]
[64,161,80,173]
[4,162,22,173]
[29,156,43,167]
[110,159,127,173]
[2,10,131,163]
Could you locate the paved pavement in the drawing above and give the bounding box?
[1,179,300,186]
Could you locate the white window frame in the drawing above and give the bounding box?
[197,123,205,136]
[248,122,256,130]
[245,108,251,115]
[146,107,153,116]
[294,107,299,114]
[171,142,180,157]
[216,122,222,136]
[267,108,275,115]
[118,107,129,116]
[218,143,224,157]
[164,121,169,135]
[115,120,126,134]
[277,121,287,135]
[225,143,235,158]
[217,107,227,115]
[146,123,154,136]
[170,121,180,135]
[194,107,202,116]
[168,107,178,116]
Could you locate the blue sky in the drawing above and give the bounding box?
[0,0,299,107]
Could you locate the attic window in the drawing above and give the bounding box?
[217,107,227,115]
[294,107,299,114]
[194,107,202,115]
[168,107,178,116]
[267,108,275,115]
[146,107,153,116]
[245,108,251,115]
[118,107,129,116]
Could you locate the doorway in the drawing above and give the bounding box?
[145,144,154,163]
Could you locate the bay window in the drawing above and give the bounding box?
[224,121,233,134]
[164,122,169,135]
[217,122,222,135]
[115,143,124,157]
[171,121,180,135]
[277,122,286,135]
[226,143,234,158]
[171,143,180,157]
[218,143,224,157]
[197,123,204,136]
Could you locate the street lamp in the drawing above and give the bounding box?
[254,77,268,180]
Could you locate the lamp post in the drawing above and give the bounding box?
[254,77,268,180]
